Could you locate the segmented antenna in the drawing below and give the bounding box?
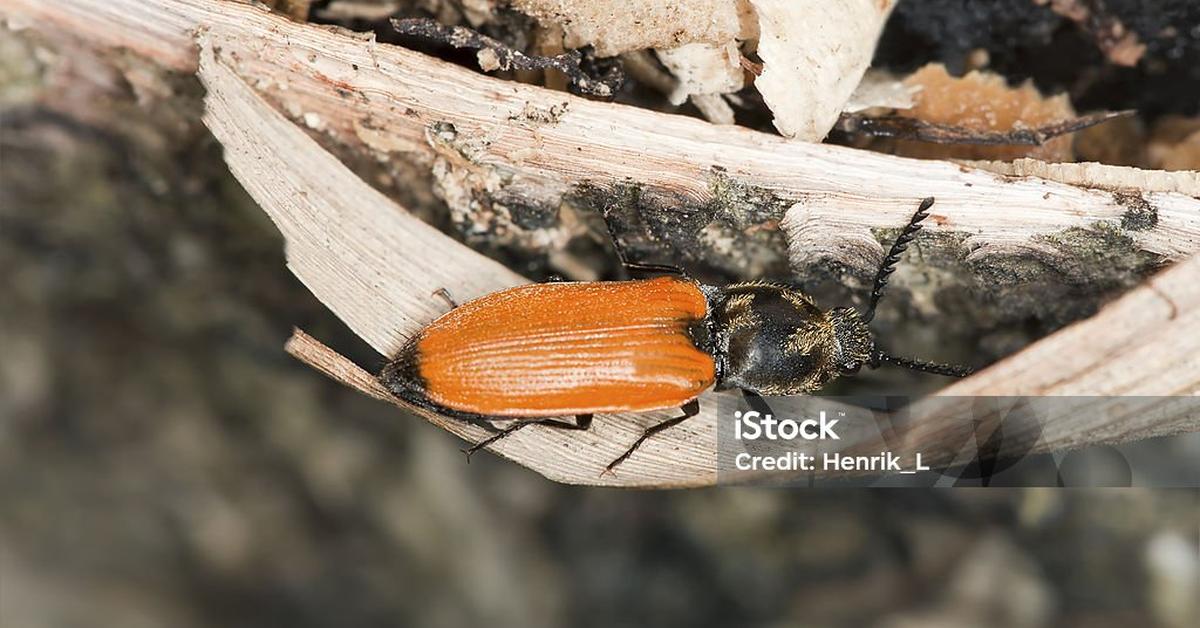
[863,197,974,379]
[871,351,974,378]
[864,197,934,323]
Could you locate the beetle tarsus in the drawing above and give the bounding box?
[432,287,458,310]
[461,414,594,461]
[461,423,527,461]
[603,399,700,474]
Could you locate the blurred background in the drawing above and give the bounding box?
[2,1,1199,626]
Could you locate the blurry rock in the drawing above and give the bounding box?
[1146,115,1200,171]
[1144,532,1200,628]
[878,533,1054,628]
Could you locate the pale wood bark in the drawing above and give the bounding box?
[4,0,1198,289]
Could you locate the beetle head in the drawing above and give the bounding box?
[827,306,873,376]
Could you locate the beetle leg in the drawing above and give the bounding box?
[740,389,777,417]
[622,260,686,279]
[462,423,526,461]
[461,414,594,461]
[432,287,458,310]
[603,399,700,475]
[599,203,687,279]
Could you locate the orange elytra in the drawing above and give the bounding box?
[385,276,715,417]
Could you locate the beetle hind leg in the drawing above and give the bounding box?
[603,399,700,475]
[461,414,594,461]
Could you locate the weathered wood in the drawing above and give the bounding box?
[921,252,1200,458]
[4,0,1198,296]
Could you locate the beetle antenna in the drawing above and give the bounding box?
[863,197,934,323]
[870,350,973,378]
[861,198,972,378]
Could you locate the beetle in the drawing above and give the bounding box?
[379,197,972,472]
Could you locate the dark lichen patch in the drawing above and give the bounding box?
[809,221,1165,359]
[566,179,791,281]
[1037,222,1162,287]
[972,224,1160,328]
[964,223,1162,300]
[1114,191,1158,231]
[706,170,790,230]
[492,191,559,230]
[969,254,1094,327]
[972,253,1062,287]
[567,180,708,267]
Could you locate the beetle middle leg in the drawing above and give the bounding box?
[603,399,701,474]
[740,389,777,417]
[462,414,594,461]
